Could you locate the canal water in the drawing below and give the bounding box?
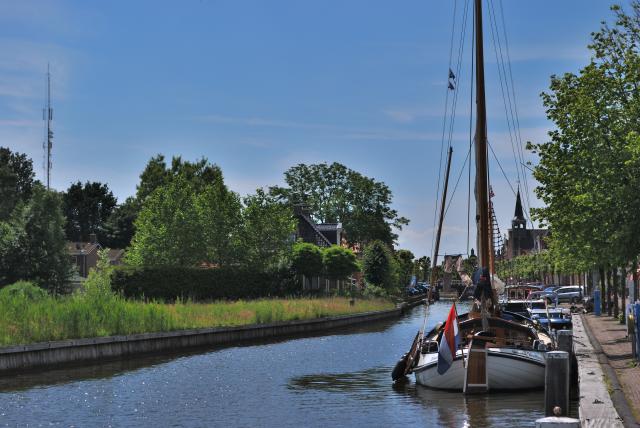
[0,302,557,427]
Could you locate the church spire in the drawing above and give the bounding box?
[514,188,524,221]
[512,187,526,230]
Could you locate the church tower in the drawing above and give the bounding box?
[511,188,526,230]
[509,188,529,258]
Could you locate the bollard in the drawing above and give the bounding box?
[594,289,601,316]
[557,330,572,355]
[545,351,569,417]
[535,416,580,428]
[629,310,636,361]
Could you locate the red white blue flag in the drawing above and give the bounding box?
[437,303,461,374]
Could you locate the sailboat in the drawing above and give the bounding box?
[393,0,553,392]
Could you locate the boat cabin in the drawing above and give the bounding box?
[503,284,543,300]
[527,308,572,331]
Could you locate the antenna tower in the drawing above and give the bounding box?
[43,63,53,189]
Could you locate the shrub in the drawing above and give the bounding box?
[363,283,388,298]
[0,280,47,300]
[111,265,298,301]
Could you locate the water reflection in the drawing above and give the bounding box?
[289,364,546,428]
[0,302,560,427]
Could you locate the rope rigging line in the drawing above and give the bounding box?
[497,0,535,227]
[486,1,521,184]
[430,0,460,260]
[443,143,473,219]
[488,141,517,197]
[487,0,534,226]
[430,0,470,261]
[467,9,475,256]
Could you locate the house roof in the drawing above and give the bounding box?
[296,212,332,246]
[67,241,101,256]
[316,223,342,231]
[108,248,125,262]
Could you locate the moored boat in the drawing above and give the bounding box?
[393,0,552,393]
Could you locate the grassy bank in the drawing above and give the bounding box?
[0,283,394,347]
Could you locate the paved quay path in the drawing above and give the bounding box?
[582,313,640,427]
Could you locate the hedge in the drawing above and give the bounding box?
[111,266,299,301]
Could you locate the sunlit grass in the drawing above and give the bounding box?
[0,288,394,347]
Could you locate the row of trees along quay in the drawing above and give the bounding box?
[0,145,432,345]
[495,3,640,320]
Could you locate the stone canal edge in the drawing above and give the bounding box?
[0,301,425,374]
[574,315,629,427]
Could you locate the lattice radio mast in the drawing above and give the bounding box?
[43,63,53,189]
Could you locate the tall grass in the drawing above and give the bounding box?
[0,281,394,347]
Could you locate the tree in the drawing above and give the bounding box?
[323,245,358,282]
[0,147,35,220]
[529,3,640,286]
[396,249,415,287]
[291,242,324,288]
[362,240,398,291]
[413,256,431,282]
[270,162,409,246]
[0,185,71,292]
[63,181,117,242]
[136,154,226,202]
[126,172,242,267]
[237,189,296,269]
[102,197,139,249]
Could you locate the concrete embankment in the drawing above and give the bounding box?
[573,315,625,427]
[0,305,408,373]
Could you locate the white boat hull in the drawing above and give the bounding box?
[414,348,545,391]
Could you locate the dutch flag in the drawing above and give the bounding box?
[437,303,461,375]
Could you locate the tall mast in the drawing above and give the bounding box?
[430,147,453,289]
[474,0,490,270]
[44,63,53,190]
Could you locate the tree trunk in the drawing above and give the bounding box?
[607,269,613,316]
[634,258,639,304]
[599,267,606,313]
[613,268,619,319]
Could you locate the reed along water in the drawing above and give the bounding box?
[0,301,559,427]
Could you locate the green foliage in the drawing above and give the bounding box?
[291,242,324,278]
[126,172,242,267]
[362,283,388,298]
[0,293,393,347]
[322,245,358,280]
[83,249,115,297]
[102,196,139,248]
[238,189,297,269]
[136,154,226,202]
[413,256,431,282]
[496,252,552,282]
[0,184,71,292]
[362,240,399,291]
[530,3,640,272]
[0,281,47,301]
[396,249,415,287]
[111,265,298,301]
[63,181,117,242]
[0,147,35,220]
[270,162,409,246]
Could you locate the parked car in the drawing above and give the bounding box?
[548,285,583,303]
[415,284,429,294]
[406,287,421,296]
[542,285,560,295]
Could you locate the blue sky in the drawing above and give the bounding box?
[0,0,620,257]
